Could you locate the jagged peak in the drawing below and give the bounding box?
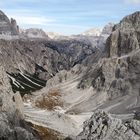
[113,11,140,31]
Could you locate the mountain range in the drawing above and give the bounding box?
[0,9,140,140]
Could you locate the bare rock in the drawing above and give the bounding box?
[101,22,114,35]
[106,11,140,57]
[0,10,19,35]
[14,92,24,118]
[77,110,140,140]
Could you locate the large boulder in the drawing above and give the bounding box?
[77,110,140,140]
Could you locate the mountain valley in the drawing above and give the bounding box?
[0,10,140,140]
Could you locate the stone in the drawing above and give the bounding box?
[77,110,140,140]
[14,92,24,118]
[0,10,19,35]
[105,11,140,57]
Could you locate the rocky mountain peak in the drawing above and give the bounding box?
[101,22,114,35]
[22,28,49,38]
[0,10,19,35]
[106,11,140,57]
[113,11,140,32]
[10,18,19,35]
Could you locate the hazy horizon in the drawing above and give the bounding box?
[1,0,140,35]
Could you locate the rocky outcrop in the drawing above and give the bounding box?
[77,110,140,140]
[11,18,19,35]
[102,12,140,101]
[101,23,114,35]
[0,10,19,35]
[0,11,41,139]
[79,12,140,96]
[106,12,140,57]
[0,64,38,139]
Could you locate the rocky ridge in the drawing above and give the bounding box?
[21,28,49,39]
[0,10,19,35]
[0,62,38,139]
[77,110,140,140]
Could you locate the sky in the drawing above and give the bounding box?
[0,0,140,35]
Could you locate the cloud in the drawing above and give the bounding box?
[2,9,55,26]
[10,15,54,26]
[124,0,140,4]
[0,0,139,35]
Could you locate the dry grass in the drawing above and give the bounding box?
[35,90,63,110]
[28,122,64,140]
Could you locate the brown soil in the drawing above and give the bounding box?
[27,122,64,140]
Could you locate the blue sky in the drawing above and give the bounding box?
[0,0,140,35]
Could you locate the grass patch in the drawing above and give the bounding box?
[28,122,64,140]
[35,90,63,110]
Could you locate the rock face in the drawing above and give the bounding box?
[102,11,140,101]
[101,23,114,35]
[77,110,140,140]
[11,18,19,35]
[106,12,140,57]
[0,65,38,139]
[79,11,140,103]
[97,23,114,50]
[0,10,19,35]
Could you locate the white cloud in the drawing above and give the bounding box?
[5,12,54,26]
[13,16,54,25]
[124,0,140,4]
[2,8,55,26]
